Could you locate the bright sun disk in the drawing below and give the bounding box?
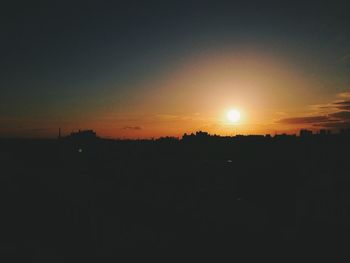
[227,109,241,123]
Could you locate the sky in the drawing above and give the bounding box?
[1,0,350,138]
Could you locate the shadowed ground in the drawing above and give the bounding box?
[1,136,349,259]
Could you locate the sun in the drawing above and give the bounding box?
[226,109,241,123]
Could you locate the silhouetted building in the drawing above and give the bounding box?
[157,136,179,143]
[300,129,313,137]
[182,131,210,142]
[195,131,209,137]
[274,133,296,140]
[319,129,331,136]
[66,129,98,140]
[274,133,287,138]
[340,128,350,135]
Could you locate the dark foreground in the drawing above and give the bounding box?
[1,136,350,259]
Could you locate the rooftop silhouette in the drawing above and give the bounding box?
[2,125,350,256]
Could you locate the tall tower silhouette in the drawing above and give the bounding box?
[58,128,61,139]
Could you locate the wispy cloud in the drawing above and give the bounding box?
[314,121,350,128]
[277,116,331,124]
[333,100,350,110]
[277,90,350,130]
[329,111,350,120]
[337,92,350,98]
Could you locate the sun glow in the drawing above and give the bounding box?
[226,109,241,123]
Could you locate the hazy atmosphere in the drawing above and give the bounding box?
[3,1,350,258]
[1,1,350,138]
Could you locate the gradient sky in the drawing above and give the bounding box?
[1,0,350,138]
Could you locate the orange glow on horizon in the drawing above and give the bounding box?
[0,49,344,139]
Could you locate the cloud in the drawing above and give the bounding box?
[277,113,350,128]
[315,99,350,111]
[329,111,350,120]
[277,91,350,130]
[314,121,350,129]
[333,100,350,110]
[277,116,332,124]
[122,126,142,130]
[277,115,350,130]
[337,92,350,98]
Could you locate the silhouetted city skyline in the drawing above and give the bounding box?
[2,0,350,259]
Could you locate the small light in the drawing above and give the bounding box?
[227,159,232,163]
[78,148,83,153]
